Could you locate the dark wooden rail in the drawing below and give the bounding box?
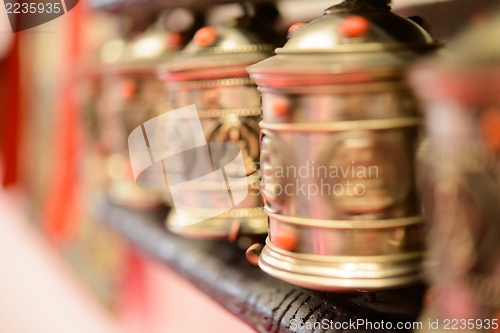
[97,199,425,333]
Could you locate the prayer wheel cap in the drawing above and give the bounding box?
[160,19,275,77]
[280,0,436,54]
[248,0,441,82]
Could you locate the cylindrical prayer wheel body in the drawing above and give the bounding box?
[248,0,441,291]
[161,20,282,240]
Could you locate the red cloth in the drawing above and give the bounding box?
[0,36,20,187]
[43,3,84,245]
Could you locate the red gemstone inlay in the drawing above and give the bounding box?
[194,26,217,47]
[340,16,371,38]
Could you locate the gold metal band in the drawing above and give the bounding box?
[266,237,423,263]
[197,108,261,118]
[265,209,423,229]
[258,81,408,95]
[154,107,261,119]
[275,41,443,54]
[259,117,421,133]
[175,206,267,219]
[169,176,260,190]
[168,77,255,90]
[200,44,274,55]
[259,242,423,290]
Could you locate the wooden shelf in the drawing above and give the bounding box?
[97,199,425,333]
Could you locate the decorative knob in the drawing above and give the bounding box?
[288,22,305,37]
[246,243,263,266]
[272,97,289,116]
[340,16,371,38]
[481,108,500,152]
[194,26,217,47]
[228,219,241,242]
[121,79,136,101]
[168,31,184,48]
[273,227,298,252]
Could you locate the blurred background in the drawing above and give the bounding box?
[0,0,497,332]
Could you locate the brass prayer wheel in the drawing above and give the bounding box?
[160,14,282,240]
[247,0,441,291]
[98,27,181,209]
[411,9,500,325]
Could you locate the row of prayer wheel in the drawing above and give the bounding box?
[80,0,500,322]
